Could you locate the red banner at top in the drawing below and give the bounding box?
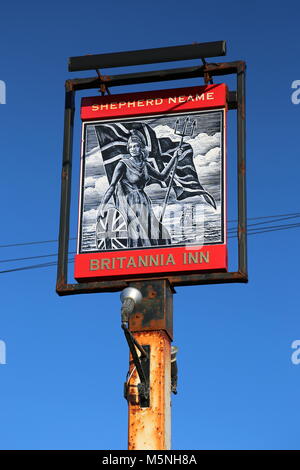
[81,84,227,121]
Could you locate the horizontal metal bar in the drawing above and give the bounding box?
[56,271,248,296]
[170,271,248,286]
[69,41,226,72]
[69,61,242,91]
[56,278,128,295]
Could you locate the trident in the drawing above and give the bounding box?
[159,117,196,224]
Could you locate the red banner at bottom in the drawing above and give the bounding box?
[74,244,227,281]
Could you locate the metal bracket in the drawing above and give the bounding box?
[171,346,178,394]
[122,324,150,407]
[201,58,213,85]
[95,69,111,96]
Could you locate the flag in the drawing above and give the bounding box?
[94,121,216,209]
[94,121,165,187]
[158,137,216,208]
[96,208,128,250]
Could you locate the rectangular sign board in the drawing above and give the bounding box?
[75,84,228,281]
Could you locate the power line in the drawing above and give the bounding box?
[0,221,299,274]
[230,223,300,237]
[227,221,300,235]
[228,215,300,230]
[0,252,76,264]
[227,212,300,224]
[0,212,299,249]
[0,220,299,265]
[0,237,76,249]
[0,259,74,274]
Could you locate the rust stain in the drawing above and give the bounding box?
[239,160,246,175]
[62,167,68,180]
[65,79,74,92]
[127,330,171,450]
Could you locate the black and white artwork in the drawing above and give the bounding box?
[78,110,225,253]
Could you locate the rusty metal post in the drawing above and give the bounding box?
[57,81,74,288]
[126,280,173,450]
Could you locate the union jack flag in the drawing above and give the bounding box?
[94,121,163,186]
[96,208,128,250]
[94,120,216,209]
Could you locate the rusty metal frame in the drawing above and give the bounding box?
[56,57,247,296]
[68,41,227,72]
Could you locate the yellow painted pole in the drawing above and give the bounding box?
[126,280,174,450]
[127,330,171,450]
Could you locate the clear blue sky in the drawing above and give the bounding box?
[0,0,299,450]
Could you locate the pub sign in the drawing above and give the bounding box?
[75,84,228,281]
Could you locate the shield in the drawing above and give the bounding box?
[96,207,128,250]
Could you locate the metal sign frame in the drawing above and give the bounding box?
[56,43,247,296]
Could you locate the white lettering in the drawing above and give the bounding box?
[0,340,6,365]
[0,80,6,104]
[291,340,300,365]
[102,455,136,467]
[186,95,194,102]
[291,80,300,104]
[146,455,197,465]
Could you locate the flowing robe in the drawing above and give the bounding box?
[114,156,171,247]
